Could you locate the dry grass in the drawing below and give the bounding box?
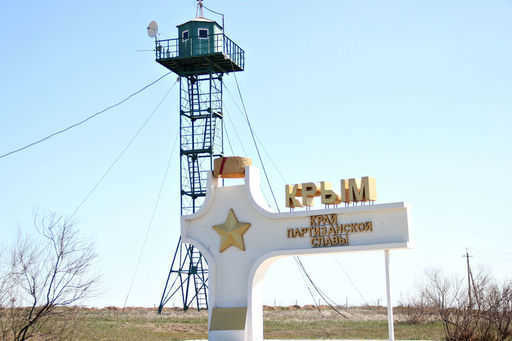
[263,305,442,340]
[10,306,443,340]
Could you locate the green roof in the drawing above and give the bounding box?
[177,16,222,29]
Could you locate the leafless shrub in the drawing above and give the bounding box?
[414,269,512,341]
[0,214,98,341]
[1,249,11,340]
[480,282,512,341]
[398,291,432,324]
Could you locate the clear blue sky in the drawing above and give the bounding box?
[1,0,511,308]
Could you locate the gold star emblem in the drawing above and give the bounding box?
[212,209,251,253]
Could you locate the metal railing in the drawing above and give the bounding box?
[155,33,245,69]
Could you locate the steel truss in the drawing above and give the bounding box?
[158,74,223,312]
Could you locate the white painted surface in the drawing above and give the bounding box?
[385,250,395,341]
[182,166,411,341]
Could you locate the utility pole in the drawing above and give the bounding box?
[463,249,472,307]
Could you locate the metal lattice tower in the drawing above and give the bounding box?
[154,9,245,312]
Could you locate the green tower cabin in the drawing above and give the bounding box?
[154,1,245,313]
[155,15,244,75]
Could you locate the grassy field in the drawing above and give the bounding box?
[30,306,444,340]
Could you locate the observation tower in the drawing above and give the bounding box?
[152,1,245,312]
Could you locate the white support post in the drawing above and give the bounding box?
[384,249,395,341]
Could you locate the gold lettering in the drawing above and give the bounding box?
[327,214,337,226]
[311,237,320,248]
[320,181,341,205]
[319,215,327,225]
[302,182,320,207]
[285,184,303,208]
[365,222,373,232]
[286,177,376,207]
[349,177,376,202]
[340,179,350,203]
[310,214,338,228]
[290,217,373,248]
[310,215,320,227]
[318,237,324,247]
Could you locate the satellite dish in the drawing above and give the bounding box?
[147,21,159,38]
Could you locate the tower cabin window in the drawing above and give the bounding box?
[198,28,208,39]
[182,30,189,41]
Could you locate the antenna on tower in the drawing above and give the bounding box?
[147,20,159,42]
[203,3,225,32]
[196,0,204,17]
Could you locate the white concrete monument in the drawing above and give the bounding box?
[182,160,411,341]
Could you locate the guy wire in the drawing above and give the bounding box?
[1,72,172,160]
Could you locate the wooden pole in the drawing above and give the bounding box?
[464,249,472,307]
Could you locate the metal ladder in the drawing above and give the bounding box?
[187,156,202,194]
[189,246,208,310]
[203,114,217,150]
[187,77,201,115]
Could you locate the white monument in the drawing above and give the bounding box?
[182,158,411,341]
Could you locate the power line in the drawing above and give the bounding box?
[224,72,348,316]
[223,94,249,157]
[295,257,349,319]
[334,259,369,305]
[224,76,280,212]
[223,120,235,155]
[223,106,248,156]
[293,256,322,312]
[123,126,180,309]
[254,133,287,186]
[224,77,349,314]
[70,79,178,219]
[0,72,172,160]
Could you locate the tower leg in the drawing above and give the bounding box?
[158,237,210,312]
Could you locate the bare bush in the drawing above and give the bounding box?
[0,214,97,341]
[398,291,432,324]
[481,282,512,341]
[411,269,512,341]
